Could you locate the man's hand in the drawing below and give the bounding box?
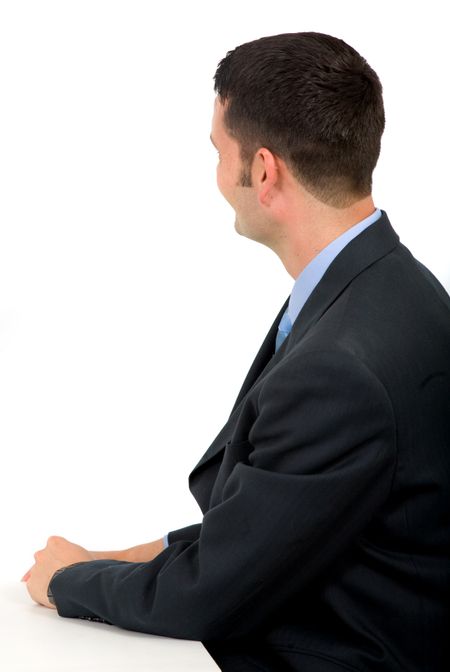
[22,536,94,609]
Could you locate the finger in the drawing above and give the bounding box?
[21,566,34,582]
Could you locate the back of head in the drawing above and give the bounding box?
[213,32,385,208]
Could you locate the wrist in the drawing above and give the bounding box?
[47,567,66,607]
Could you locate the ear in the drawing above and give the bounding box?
[253,148,280,206]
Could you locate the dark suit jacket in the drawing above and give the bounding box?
[51,211,450,671]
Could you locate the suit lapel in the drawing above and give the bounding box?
[191,211,399,475]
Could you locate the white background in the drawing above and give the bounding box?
[0,0,449,580]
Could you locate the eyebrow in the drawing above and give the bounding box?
[209,133,218,149]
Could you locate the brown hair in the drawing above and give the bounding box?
[213,32,385,207]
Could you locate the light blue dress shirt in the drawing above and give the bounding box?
[163,208,382,549]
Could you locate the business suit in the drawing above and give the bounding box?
[51,211,450,671]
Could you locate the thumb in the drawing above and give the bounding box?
[21,566,33,582]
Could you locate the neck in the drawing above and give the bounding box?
[273,195,377,279]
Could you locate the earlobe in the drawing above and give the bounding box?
[258,180,273,207]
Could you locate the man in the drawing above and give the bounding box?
[24,32,450,671]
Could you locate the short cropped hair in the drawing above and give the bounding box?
[213,32,385,207]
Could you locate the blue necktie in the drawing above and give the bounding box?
[275,309,292,352]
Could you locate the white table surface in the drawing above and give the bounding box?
[0,583,219,671]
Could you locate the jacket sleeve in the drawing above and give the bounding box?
[50,349,397,641]
[167,523,201,545]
